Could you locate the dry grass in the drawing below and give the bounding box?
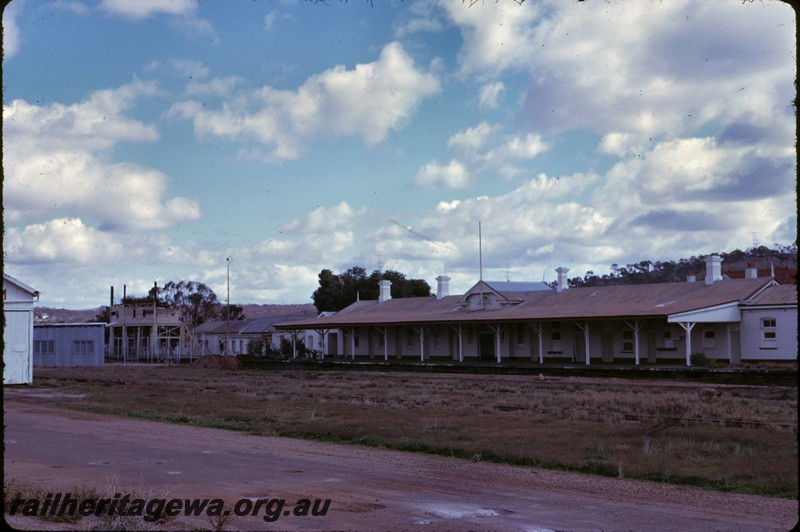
[27,365,798,498]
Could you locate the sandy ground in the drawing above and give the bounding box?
[3,387,798,531]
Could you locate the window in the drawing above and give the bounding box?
[517,324,525,346]
[73,340,94,355]
[467,326,473,344]
[433,326,441,348]
[407,329,414,348]
[378,333,385,348]
[622,330,634,352]
[354,332,360,348]
[663,331,674,349]
[702,328,716,349]
[35,340,55,355]
[551,330,562,351]
[761,318,777,349]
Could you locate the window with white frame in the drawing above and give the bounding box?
[702,328,716,349]
[622,330,634,352]
[761,318,777,349]
[434,325,441,348]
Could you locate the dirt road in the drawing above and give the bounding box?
[3,388,797,531]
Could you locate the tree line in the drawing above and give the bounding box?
[567,245,797,288]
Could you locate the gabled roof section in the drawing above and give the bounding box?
[457,280,553,307]
[485,280,553,295]
[3,273,40,297]
[743,284,797,307]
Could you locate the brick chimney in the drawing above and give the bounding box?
[378,279,392,303]
[705,254,722,285]
[555,267,570,293]
[745,262,758,279]
[436,275,450,299]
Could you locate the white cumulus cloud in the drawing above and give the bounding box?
[168,42,441,162]
[414,160,471,189]
[99,0,197,20]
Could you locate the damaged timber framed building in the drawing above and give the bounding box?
[277,255,797,366]
[107,298,192,363]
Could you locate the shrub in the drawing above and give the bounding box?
[690,352,709,367]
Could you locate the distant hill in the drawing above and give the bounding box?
[35,307,104,323]
[34,304,317,324]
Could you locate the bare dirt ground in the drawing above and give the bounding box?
[4,387,797,531]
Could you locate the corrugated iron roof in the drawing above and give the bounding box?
[484,281,552,293]
[197,313,316,335]
[744,284,797,306]
[277,278,781,329]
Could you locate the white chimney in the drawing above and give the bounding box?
[705,254,722,285]
[745,263,758,279]
[378,279,392,303]
[555,267,570,293]
[687,270,696,283]
[436,275,450,300]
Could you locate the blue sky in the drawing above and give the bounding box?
[3,0,796,308]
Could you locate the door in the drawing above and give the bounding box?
[328,333,338,356]
[602,333,614,363]
[3,310,32,384]
[479,332,495,361]
[574,333,586,363]
[730,326,741,365]
[647,331,657,363]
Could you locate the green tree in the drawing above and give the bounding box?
[568,245,796,287]
[158,281,220,328]
[312,267,431,312]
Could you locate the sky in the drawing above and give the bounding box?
[2,0,796,309]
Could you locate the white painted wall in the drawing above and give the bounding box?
[3,276,38,384]
[740,307,797,361]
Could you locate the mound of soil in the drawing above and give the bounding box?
[193,355,243,370]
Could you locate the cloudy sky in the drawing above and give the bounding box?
[3,0,796,309]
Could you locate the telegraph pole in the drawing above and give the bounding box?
[226,256,232,355]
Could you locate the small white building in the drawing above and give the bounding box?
[3,274,40,384]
